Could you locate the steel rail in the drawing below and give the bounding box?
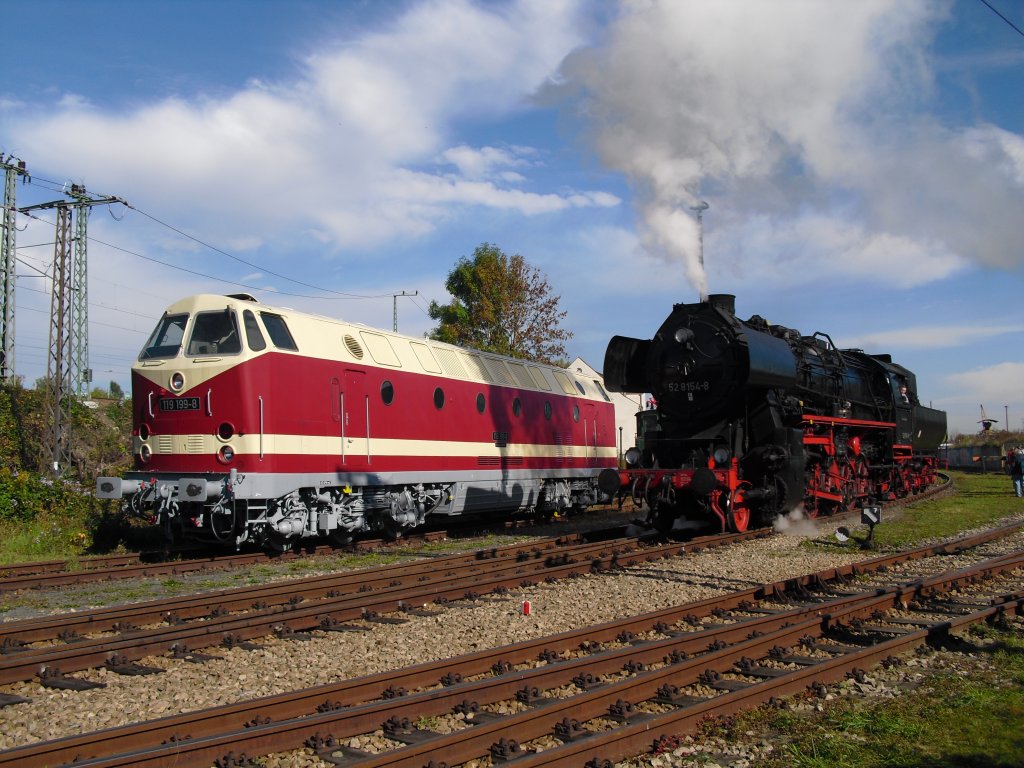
[0,502,635,590]
[11,556,1022,768]
[0,530,768,684]
[0,531,457,592]
[0,519,1015,681]
[508,602,1022,766]
[3,539,1022,767]
[0,531,595,644]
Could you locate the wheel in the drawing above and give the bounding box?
[726,484,752,532]
[630,476,648,509]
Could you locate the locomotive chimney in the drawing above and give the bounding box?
[707,294,735,314]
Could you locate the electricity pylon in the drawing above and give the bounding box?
[20,187,124,474]
[68,185,92,398]
[0,155,29,382]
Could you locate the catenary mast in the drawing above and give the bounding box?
[0,155,29,382]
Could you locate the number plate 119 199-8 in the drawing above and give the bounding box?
[160,397,201,412]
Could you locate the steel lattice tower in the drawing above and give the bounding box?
[15,174,123,475]
[1,157,28,382]
[46,205,75,473]
[70,189,91,397]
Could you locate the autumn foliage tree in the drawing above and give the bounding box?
[428,243,572,365]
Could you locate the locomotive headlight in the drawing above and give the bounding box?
[218,445,235,464]
[624,447,641,467]
[674,327,695,346]
[713,447,730,465]
[170,372,186,392]
[139,444,152,464]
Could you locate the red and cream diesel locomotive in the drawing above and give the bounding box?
[96,294,617,549]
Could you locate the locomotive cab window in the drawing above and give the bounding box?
[187,310,241,356]
[243,310,267,351]
[260,312,298,351]
[140,313,188,360]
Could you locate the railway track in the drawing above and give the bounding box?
[0,530,457,592]
[0,473,951,593]
[0,522,1020,767]
[0,528,769,686]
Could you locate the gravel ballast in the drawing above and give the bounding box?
[1,508,1022,765]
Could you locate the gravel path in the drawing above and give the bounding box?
[1,504,1022,766]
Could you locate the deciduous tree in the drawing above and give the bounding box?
[428,243,572,365]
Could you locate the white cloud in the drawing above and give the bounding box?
[962,124,1024,187]
[845,323,1024,351]
[705,213,967,292]
[439,145,529,180]
[3,0,612,252]
[380,169,619,216]
[553,0,1024,295]
[943,361,1024,406]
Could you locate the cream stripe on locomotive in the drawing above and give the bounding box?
[135,433,619,461]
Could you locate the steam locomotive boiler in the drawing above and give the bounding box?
[599,294,946,533]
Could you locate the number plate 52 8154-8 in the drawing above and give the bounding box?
[160,396,201,412]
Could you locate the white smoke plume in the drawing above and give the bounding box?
[773,507,820,537]
[551,1,1024,295]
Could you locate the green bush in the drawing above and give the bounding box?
[0,467,91,521]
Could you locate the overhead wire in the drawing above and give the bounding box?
[125,204,393,300]
[14,203,357,300]
[978,0,1024,39]
[10,171,433,383]
[17,282,156,323]
[15,175,406,302]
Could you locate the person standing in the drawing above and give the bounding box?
[1009,449,1024,498]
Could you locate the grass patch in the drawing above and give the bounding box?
[0,510,89,565]
[807,472,1022,552]
[737,624,1024,767]
[872,471,1021,549]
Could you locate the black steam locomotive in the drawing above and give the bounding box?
[599,294,946,533]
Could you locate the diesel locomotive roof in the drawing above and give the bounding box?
[140,294,610,401]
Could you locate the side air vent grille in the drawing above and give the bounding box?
[343,335,364,359]
[477,456,524,467]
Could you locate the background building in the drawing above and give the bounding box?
[569,357,643,465]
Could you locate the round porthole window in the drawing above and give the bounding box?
[513,398,522,417]
[476,393,486,413]
[543,401,552,420]
[573,404,580,422]
[381,380,394,405]
[434,387,445,409]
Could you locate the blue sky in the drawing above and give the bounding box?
[2,0,1022,438]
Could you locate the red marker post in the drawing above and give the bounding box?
[522,600,531,616]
